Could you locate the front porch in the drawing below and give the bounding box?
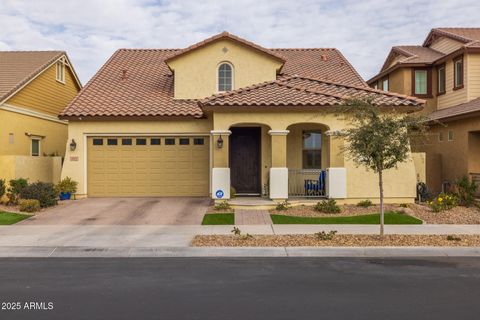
[210,118,347,202]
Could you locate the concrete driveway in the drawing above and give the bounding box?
[20,197,212,225]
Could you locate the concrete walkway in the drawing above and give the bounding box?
[235,210,273,225]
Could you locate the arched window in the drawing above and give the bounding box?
[218,63,233,92]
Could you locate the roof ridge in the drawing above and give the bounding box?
[277,78,344,100]
[117,48,181,52]
[165,31,285,63]
[269,48,337,51]
[287,75,424,103]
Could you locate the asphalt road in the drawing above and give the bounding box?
[0,257,479,320]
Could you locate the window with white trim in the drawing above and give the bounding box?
[218,63,233,92]
[382,77,389,91]
[302,131,322,169]
[56,58,65,83]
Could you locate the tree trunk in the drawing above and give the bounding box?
[379,169,384,237]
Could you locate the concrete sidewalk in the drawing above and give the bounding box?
[1,224,480,257]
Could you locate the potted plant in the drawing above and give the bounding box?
[55,177,78,200]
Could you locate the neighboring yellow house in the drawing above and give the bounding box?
[60,32,424,203]
[0,51,82,184]
[367,28,480,195]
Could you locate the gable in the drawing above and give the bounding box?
[428,37,464,55]
[6,60,81,116]
[167,39,284,99]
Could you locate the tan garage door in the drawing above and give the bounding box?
[87,136,209,197]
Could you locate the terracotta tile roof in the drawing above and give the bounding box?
[200,75,424,109]
[429,97,480,121]
[165,31,285,64]
[0,51,65,103]
[61,41,370,118]
[272,48,366,87]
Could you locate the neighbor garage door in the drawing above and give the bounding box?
[87,136,209,197]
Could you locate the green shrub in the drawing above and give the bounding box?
[428,193,458,212]
[231,226,253,240]
[356,199,373,207]
[454,176,478,207]
[399,203,409,208]
[314,199,341,213]
[446,235,461,241]
[55,177,78,195]
[0,179,5,199]
[20,182,57,208]
[275,200,291,211]
[315,230,337,240]
[19,199,41,213]
[7,178,28,205]
[215,200,231,211]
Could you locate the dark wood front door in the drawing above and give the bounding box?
[229,127,261,194]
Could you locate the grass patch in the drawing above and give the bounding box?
[0,211,32,225]
[270,212,422,225]
[202,213,235,225]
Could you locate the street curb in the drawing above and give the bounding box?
[0,246,479,258]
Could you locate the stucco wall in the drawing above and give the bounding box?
[0,109,68,157]
[167,39,282,99]
[0,155,62,184]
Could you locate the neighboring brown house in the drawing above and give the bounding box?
[367,28,480,195]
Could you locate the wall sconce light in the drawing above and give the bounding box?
[70,139,77,151]
[216,135,224,149]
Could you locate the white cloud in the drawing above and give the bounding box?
[1,0,479,83]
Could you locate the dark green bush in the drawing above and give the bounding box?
[275,200,291,211]
[314,199,341,213]
[356,199,373,207]
[454,176,478,207]
[20,182,57,208]
[0,179,5,199]
[7,178,28,205]
[19,199,41,213]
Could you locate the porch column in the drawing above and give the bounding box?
[268,130,289,200]
[211,130,231,200]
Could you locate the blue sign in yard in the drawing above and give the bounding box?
[215,190,224,198]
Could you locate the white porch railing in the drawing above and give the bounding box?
[288,169,326,198]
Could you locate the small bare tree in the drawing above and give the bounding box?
[339,97,427,236]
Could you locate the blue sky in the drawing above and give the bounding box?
[1,0,479,84]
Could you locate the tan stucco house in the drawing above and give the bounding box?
[367,28,480,195]
[0,51,82,184]
[60,32,424,203]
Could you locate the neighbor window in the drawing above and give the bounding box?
[382,77,389,91]
[438,132,444,142]
[448,130,454,141]
[218,62,233,92]
[302,131,321,169]
[437,64,446,94]
[56,59,65,83]
[31,139,40,156]
[414,69,428,96]
[454,56,464,89]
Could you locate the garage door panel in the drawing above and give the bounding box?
[87,136,209,197]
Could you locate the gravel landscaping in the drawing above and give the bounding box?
[191,234,480,247]
[270,203,480,224]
